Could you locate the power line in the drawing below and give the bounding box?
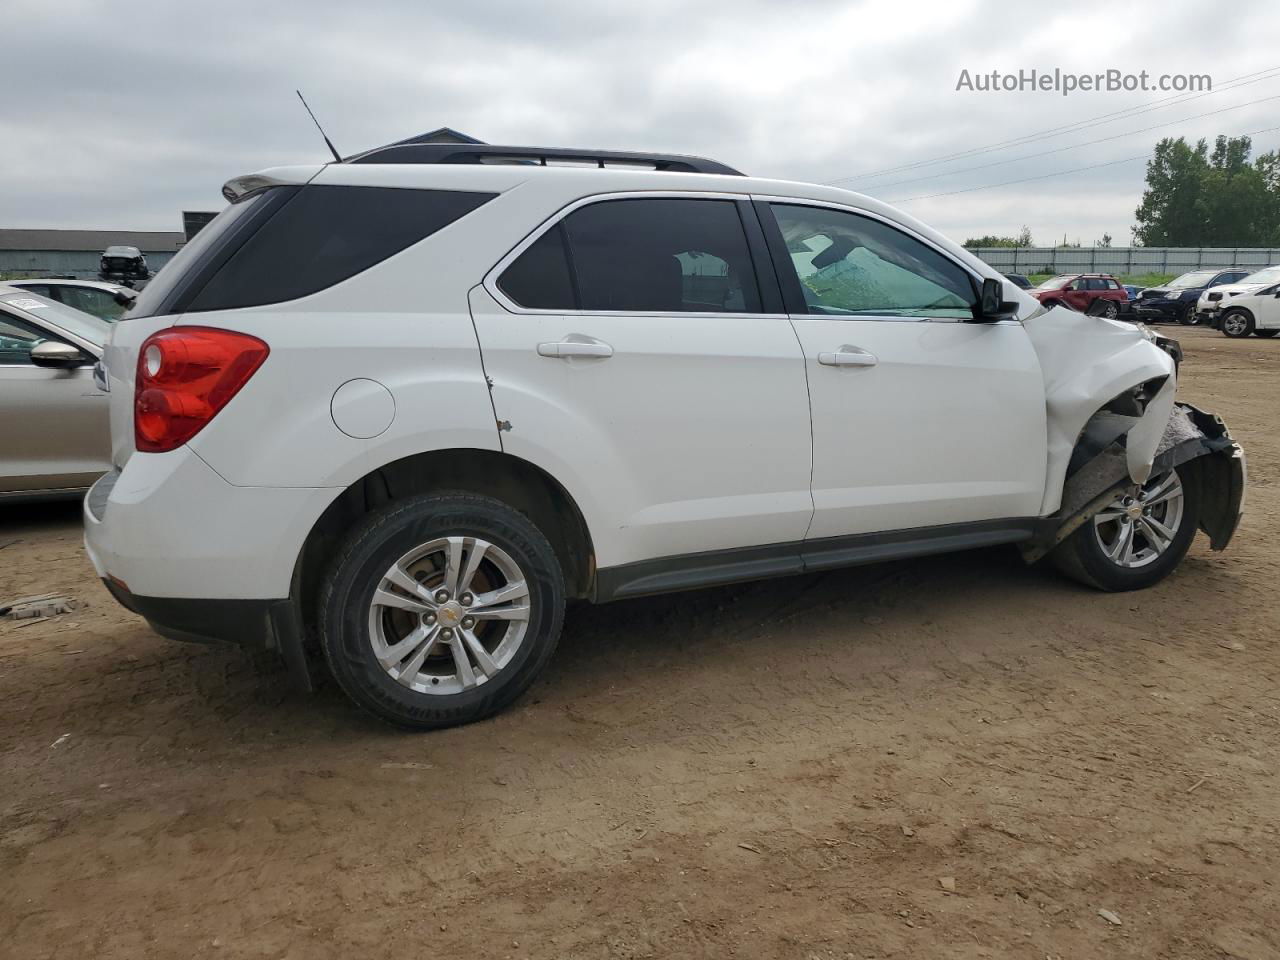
[864,92,1280,194]
[829,65,1280,185]
[838,66,1280,184]
[887,123,1280,204]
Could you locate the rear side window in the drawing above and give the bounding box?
[498,197,762,313]
[188,186,496,313]
[498,223,575,309]
[128,186,495,318]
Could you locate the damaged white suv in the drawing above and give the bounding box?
[84,143,1246,729]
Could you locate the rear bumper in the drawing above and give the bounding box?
[83,446,337,599]
[103,577,279,647]
[101,577,313,688]
[83,447,334,687]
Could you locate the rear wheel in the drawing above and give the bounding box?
[1052,465,1200,591]
[1221,309,1254,338]
[1100,300,1120,319]
[320,494,565,729]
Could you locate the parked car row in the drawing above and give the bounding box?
[1133,267,1254,325]
[1000,266,1280,339]
[1195,264,1280,338]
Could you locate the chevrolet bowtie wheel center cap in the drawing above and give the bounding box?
[437,602,464,627]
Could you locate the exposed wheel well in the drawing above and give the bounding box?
[293,449,595,654]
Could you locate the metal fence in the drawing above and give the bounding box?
[971,247,1280,276]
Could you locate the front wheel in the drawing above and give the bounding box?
[1221,309,1254,338]
[320,494,566,729]
[1178,304,1199,325]
[1052,466,1200,591]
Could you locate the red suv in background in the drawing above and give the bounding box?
[1030,273,1128,318]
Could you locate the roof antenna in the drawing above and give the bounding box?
[296,90,343,163]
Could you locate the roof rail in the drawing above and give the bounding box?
[346,143,744,176]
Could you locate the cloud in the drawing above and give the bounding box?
[3,0,1276,246]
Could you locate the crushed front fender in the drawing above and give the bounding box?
[1022,403,1245,563]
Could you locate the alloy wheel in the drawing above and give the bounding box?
[1223,313,1249,336]
[1092,471,1185,569]
[367,536,531,695]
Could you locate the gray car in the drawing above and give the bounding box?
[0,285,110,501]
[7,278,136,322]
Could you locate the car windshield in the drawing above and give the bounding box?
[1036,276,1074,290]
[0,289,108,347]
[1239,265,1280,285]
[1167,270,1218,289]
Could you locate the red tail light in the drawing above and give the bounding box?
[135,327,269,453]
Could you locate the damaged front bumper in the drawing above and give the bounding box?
[1023,403,1245,563]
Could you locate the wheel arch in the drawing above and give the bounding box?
[1220,305,1255,331]
[291,448,597,656]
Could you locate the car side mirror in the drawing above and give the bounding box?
[30,341,86,368]
[975,277,1018,322]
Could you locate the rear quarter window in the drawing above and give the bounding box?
[187,186,496,313]
[128,185,496,318]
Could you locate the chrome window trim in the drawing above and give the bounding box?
[752,194,995,325]
[481,190,788,320]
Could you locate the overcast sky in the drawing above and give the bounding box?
[4,0,1277,246]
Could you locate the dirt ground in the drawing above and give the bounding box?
[1,326,1277,960]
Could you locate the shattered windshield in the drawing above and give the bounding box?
[771,205,975,319]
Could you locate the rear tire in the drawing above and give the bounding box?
[1221,309,1254,338]
[1051,465,1200,592]
[320,493,565,730]
[1101,300,1120,319]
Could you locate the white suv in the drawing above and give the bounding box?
[84,143,1246,729]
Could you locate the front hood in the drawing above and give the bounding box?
[1022,304,1176,514]
[1141,287,1170,298]
[1204,283,1263,299]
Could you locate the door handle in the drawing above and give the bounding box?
[536,337,614,359]
[817,346,877,367]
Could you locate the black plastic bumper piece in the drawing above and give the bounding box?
[101,580,314,691]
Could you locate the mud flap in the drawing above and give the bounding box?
[1023,403,1245,563]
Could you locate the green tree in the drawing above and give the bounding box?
[1133,138,1209,245]
[963,226,1034,249]
[1134,135,1280,245]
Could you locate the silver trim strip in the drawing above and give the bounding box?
[481,189,1003,327]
